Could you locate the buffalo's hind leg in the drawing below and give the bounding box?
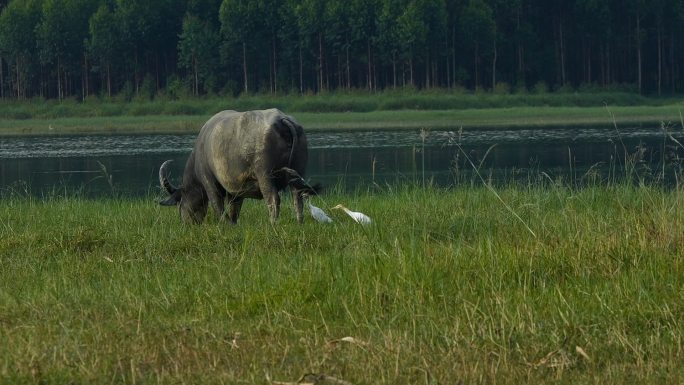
[257,174,280,223]
[292,188,304,224]
[227,196,244,224]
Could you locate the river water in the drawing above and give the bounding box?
[1,125,683,197]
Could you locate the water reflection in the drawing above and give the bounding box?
[3,126,677,158]
[1,125,683,197]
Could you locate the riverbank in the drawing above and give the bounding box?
[1,105,683,137]
[1,184,683,383]
[1,91,683,136]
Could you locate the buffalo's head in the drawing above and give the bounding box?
[158,159,207,223]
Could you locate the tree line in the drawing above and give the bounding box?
[0,0,682,101]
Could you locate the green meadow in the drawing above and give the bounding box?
[1,183,683,384]
[2,90,684,383]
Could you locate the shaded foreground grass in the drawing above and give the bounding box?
[1,185,683,384]
[2,105,684,136]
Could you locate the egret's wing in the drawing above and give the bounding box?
[308,202,333,223]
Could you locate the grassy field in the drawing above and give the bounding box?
[0,91,683,136]
[1,184,683,384]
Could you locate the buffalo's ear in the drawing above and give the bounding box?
[159,190,181,206]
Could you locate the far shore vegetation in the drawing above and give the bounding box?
[1,90,684,136]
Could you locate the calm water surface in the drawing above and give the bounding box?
[1,125,682,197]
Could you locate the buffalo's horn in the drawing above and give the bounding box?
[159,160,178,194]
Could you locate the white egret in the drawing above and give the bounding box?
[308,201,333,223]
[333,204,372,225]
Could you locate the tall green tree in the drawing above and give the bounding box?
[219,0,260,93]
[646,0,684,94]
[145,0,186,93]
[506,0,531,87]
[36,0,97,99]
[187,0,222,25]
[485,0,517,89]
[417,0,447,88]
[397,1,428,87]
[295,0,327,92]
[324,0,353,89]
[349,0,379,90]
[178,13,219,95]
[0,0,42,99]
[445,0,467,87]
[0,0,7,97]
[666,0,684,92]
[540,0,574,87]
[460,0,495,90]
[575,0,611,85]
[276,0,301,93]
[114,0,155,95]
[258,0,283,94]
[377,0,403,87]
[627,0,648,93]
[89,2,120,97]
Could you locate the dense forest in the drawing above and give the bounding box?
[0,0,682,101]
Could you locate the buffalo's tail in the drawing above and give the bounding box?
[281,118,298,168]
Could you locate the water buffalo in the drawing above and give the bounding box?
[158,108,314,224]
